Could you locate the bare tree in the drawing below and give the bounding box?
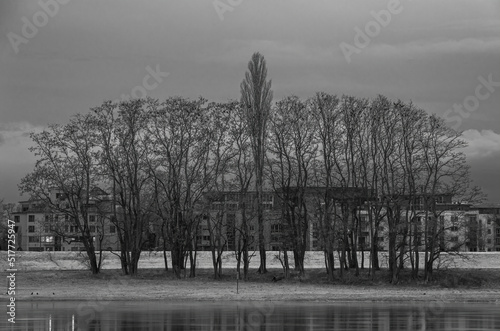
[227,103,255,280]
[203,102,238,279]
[146,97,232,278]
[19,113,103,273]
[240,52,273,274]
[417,114,483,282]
[309,92,341,281]
[92,99,154,275]
[268,95,317,276]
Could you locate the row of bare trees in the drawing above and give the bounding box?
[19,53,482,282]
[275,94,483,283]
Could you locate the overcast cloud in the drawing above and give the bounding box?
[1,0,499,203]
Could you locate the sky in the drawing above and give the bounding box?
[1,0,499,203]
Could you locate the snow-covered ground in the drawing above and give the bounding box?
[3,250,499,271]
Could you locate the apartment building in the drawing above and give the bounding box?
[198,191,280,252]
[201,189,500,253]
[12,187,498,253]
[12,188,119,251]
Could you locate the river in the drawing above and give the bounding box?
[4,300,500,330]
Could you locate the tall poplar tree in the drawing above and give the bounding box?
[240,52,273,273]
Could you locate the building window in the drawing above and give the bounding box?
[262,193,273,203]
[488,229,492,235]
[89,215,96,223]
[487,219,492,225]
[28,236,40,243]
[450,226,458,232]
[271,224,282,233]
[263,203,273,210]
[271,234,280,242]
[211,203,223,211]
[28,226,35,233]
[28,215,35,222]
[41,236,54,243]
[14,216,20,223]
[110,225,116,233]
[487,239,492,244]
[90,225,96,233]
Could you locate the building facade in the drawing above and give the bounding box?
[12,189,119,251]
[12,188,499,253]
[201,189,500,253]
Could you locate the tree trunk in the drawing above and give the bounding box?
[283,250,290,278]
[189,245,196,278]
[324,249,335,281]
[83,240,100,274]
[257,176,267,274]
[162,223,169,271]
[129,248,141,276]
[171,242,184,279]
[243,240,249,280]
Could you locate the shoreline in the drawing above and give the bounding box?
[6,268,500,303]
[3,251,499,271]
[18,294,500,303]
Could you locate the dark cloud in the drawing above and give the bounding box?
[468,152,500,203]
[0,0,498,202]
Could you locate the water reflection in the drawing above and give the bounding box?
[4,300,500,330]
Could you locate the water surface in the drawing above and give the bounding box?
[4,300,500,330]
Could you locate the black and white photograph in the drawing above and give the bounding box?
[1,0,500,330]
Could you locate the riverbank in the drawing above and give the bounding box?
[3,250,499,271]
[6,268,500,303]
